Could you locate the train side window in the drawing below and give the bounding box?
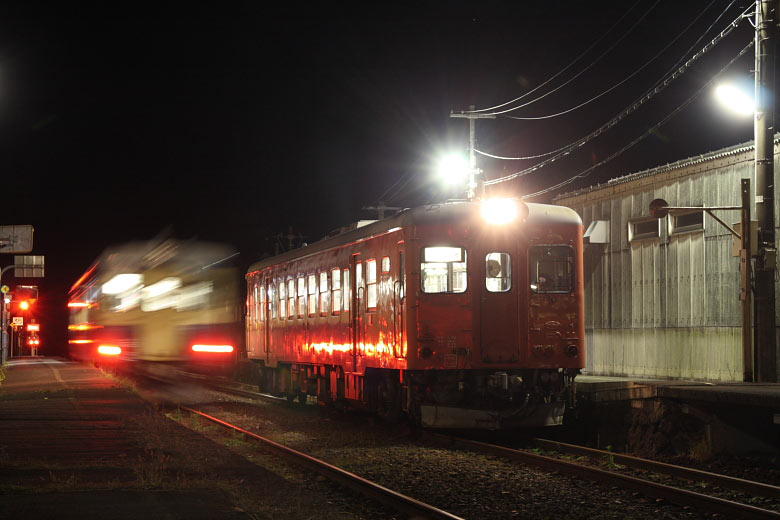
[270,283,278,319]
[356,262,363,306]
[366,259,377,310]
[247,283,254,320]
[421,246,467,293]
[530,245,574,293]
[381,256,390,274]
[278,282,286,319]
[485,252,511,292]
[287,279,295,319]
[343,268,350,312]
[297,277,305,318]
[258,285,265,322]
[319,272,330,316]
[331,269,341,315]
[308,274,317,316]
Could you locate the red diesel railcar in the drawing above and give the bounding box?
[245,199,584,428]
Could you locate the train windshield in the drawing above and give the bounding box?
[530,245,574,293]
[421,246,467,293]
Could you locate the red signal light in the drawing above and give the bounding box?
[191,344,234,353]
[97,345,122,356]
[18,301,30,311]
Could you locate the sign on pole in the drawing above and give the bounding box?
[14,255,44,278]
[12,317,23,326]
[0,225,33,254]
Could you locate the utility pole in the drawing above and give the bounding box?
[753,0,777,382]
[450,106,495,200]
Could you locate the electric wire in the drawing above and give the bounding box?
[496,0,731,119]
[465,0,651,115]
[475,0,739,161]
[483,5,751,185]
[519,40,754,200]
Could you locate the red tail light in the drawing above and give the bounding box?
[97,345,122,356]
[191,344,234,353]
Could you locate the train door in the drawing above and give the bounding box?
[479,242,520,363]
[264,277,272,360]
[393,249,405,357]
[350,254,360,372]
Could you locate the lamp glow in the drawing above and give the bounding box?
[481,198,519,225]
[715,84,754,116]
[102,274,142,295]
[97,345,122,356]
[437,154,469,185]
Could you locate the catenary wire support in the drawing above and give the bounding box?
[449,106,495,200]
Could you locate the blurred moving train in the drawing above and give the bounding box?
[67,199,584,429]
[245,199,584,428]
[68,240,243,376]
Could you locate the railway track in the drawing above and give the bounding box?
[183,375,780,518]
[427,433,780,520]
[180,406,462,520]
[531,437,780,500]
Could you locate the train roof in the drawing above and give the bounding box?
[70,239,237,293]
[247,200,581,274]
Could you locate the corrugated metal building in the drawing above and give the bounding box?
[555,139,780,382]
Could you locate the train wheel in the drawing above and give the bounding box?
[377,377,401,422]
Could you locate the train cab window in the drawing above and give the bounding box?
[308,275,317,316]
[366,259,377,309]
[485,252,511,292]
[331,269,341,315]
[297,277,305,318]
[287,279,295,319]
[530,245,574,293]
[343,268,350,312]
[381,256,390,274]
[319,272,330,315]
[278,282,286,319]
[421,246,467,294]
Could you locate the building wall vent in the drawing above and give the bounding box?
[584,220,609,244]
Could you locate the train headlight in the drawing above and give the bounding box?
[481,198,518,225]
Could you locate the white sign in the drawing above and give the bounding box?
[12,317,24,326]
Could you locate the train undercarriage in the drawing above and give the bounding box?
[250,361,578,429]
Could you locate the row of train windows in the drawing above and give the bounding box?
[251,257,392,321]
[250,245,574,322]
[420,246,574,294]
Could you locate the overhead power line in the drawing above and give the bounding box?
[483,4,752,186]
[496,0,729,119]
[475,0,737,162]
[520,40,755,200]
[466,0,654,115]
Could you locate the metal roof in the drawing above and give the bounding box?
[554,136,780,202]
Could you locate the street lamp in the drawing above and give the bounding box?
[714,83,755,116]
[437,153,470,191]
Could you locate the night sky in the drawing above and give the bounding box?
[0,1,759,353]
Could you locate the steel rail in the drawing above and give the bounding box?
[533,437,780,500]
[181,406,463,520]
[427,433,780,520]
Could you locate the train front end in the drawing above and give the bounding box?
[407,199,585,429]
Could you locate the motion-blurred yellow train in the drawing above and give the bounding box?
[68,239,243,375]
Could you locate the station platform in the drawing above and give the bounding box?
[576,374,780,410]
[0,357,248,519]
[574,374,780,454]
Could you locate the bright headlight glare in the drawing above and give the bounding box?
[481,198,518,225]
[437,154,469,185]
[715,84,754,116]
